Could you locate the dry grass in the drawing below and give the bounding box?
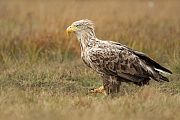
[0,61,180,120]
[0,0,180,120]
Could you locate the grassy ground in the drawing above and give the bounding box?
[0,0,180,120]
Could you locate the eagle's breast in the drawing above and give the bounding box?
[81,48,92,68]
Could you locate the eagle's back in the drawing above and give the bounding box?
[82,39,170,83]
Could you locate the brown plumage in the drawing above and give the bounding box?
[66,19,172,95]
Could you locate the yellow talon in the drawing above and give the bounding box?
[88,86,108,96]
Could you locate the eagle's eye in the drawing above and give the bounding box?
[75,24,80,27]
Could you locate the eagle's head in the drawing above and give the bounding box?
[66,19,96,40]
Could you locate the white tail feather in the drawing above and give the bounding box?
[154,68,170,75]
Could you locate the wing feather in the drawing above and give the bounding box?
[110,41,172,74]
[88,42,154,82]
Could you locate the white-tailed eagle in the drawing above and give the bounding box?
[66,19,172,96]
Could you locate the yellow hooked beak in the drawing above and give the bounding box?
[66,25,78,34]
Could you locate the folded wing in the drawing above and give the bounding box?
[88,41,171,83]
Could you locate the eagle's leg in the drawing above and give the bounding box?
[88,75,121,96]
[109,82,121,94]
[104,80,121,95]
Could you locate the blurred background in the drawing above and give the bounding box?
[0,0,179,64]
[0,1,180,120]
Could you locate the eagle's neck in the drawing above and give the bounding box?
[75,31,96,50]
[75,31,96,68]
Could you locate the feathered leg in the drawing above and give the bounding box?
[104,79,121,95]
[88,74,108,96]
[88,75,121,96]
